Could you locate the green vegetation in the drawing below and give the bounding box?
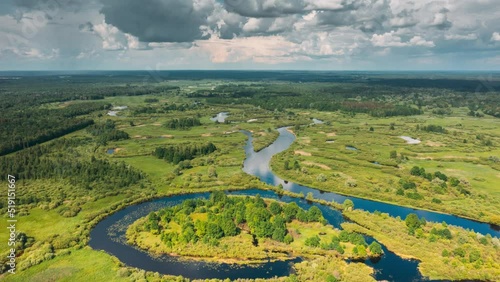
[342,210,500,281]
[153,142,217,164]
[164,117,202,130]
[0,72,499,281]
[270,109,500,225]
[128,193,380,263]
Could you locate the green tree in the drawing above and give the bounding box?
[283,202,299,222]
[368,241,383,255]
[284,234,294,244]
[469,249,481,263]
[405,213,422,232]
[269,202,282,215]
[343,199,354,211]
[305,235,321,247]
[306,206,323,222]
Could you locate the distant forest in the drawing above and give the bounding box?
[0,72,499,156]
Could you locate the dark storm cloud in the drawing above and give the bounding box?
[99,0,214,43]
[223,0,305,18]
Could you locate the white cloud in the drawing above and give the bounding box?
[84,21,149,51]
[445,33,477,40]
[409,36,435,47]
[371,32,434,47]
[371,31,407,47]
[491,32,500,42]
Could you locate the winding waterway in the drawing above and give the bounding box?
[89,127,499,281]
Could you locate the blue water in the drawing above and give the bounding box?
[88,127,498,281]
[243,128,499,237]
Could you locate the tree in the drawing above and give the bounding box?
[271,215,287,242]
[284,160,290,170]
[306,192,314,201]
[469,249,481,263]
[283,202,299,222]
[269,202,282,215]
[390,150,397,159]
[305,235,321,247]
[206,222,224,239]
[368,241,383,255]
[284,234,294,244]
[405,213,422,232]
[306,206,323,222]
[208,166,218,178]
[343,199,354,211]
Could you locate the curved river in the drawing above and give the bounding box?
[89,127,499,281]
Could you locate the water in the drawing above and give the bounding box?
[312,118,324,124]
[210,112,229,123]
[243,128,499,237]
[106,148,115,154]
[400,136,421,144]
[89,127,499,281]
[346,146,358,151]
[89,192,301,280]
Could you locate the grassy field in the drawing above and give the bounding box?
[271,109,500,224]
[1,78,499,282]
[342,209,500,281]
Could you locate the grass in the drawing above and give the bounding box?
[342,209,500,281]
[1,248,125,282]
[270,109,500,224]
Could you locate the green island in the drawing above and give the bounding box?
[0,72,498,282]
[127,191,383,263]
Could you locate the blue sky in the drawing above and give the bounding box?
[0,0,499,70]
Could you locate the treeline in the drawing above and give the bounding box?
[0,117,94,156]
[133,102,204,115]
[418,124,448,134]
[0,77,179,156]
[204,84,422,117]
[163,117,201,129]
[153,143,216,164]
[86,120,129,143]
[0,102,112,156]
[0,137,144,200]
[144,192,325,247]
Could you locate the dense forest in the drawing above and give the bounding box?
[0,78,178,156]
[0,136,144,208]
[163,117,202,130]
[153,142,217,164]
[144,192,326,246]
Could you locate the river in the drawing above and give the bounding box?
[89,127,499,281]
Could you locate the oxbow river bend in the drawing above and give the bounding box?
[89,127,499,281]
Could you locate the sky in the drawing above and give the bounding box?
[0,0,499,71]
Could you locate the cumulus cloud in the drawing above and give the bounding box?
[81,21,149,50]
[1,0,500,69]
[371,31,434,47]
[99,0,215,43]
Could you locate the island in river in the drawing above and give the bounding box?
[127,191,383,264]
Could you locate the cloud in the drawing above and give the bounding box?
[492,32,500,42]
[444,33,477,40]
[81,21,149,50]
[371,31,434,47]
[99,0,215,43]
[1,46,59,59]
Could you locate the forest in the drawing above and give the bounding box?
[0,71,498,282]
